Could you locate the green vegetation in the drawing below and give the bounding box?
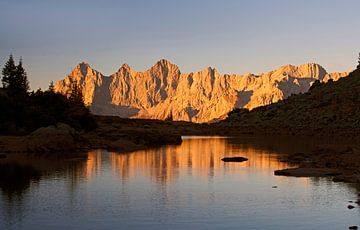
[0,55,96,135]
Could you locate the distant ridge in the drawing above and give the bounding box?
[224,68,360,130]
[54,60,349,123]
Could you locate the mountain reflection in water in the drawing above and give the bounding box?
[0,136,359,230]
[109,137,291,183]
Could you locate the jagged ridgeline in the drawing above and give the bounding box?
[55,59,348,123]
[225,68,360,129]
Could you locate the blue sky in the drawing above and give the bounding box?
[0,0,359,89]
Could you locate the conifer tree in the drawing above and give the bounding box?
[15,57,29,93]
[68,78,83,103]
[1,55,29,94]
[48,81,55,92]
[357,52,360,70]
[1,55,17,89]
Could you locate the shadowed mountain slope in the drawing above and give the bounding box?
[224,69,360,129]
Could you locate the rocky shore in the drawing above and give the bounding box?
[275,145,360,184]
[2,115,360,186]
[0,117,183,154]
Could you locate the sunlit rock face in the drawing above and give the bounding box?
[54,62,104,105]
[54,60,349,123]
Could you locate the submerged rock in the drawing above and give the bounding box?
[349,226,358,230]
[221,157,248,162]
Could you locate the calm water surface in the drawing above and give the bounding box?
[0,136,359,230]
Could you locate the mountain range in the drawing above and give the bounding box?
[54,59,349,123]
[224,68,360,132]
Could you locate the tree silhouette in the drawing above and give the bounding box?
[1,55,17,89]
[357,52,360,70]
[68,78,83,103]
[15,57,29,93]
[48,81,55,92]
[1,55,29,94]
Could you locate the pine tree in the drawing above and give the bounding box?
[48,81,55,92]
[68,78,83,103]
[357,52,360,70]
[1,55,29,94]
[15,57,29,93]
[1,55,17,89]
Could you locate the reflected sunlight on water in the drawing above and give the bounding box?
[0,136,359,230]
[109,137,291,182]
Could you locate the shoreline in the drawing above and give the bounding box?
[1,116,360,184]
[275,145,360,184]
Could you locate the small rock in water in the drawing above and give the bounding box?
[272,186,278,189]
[348,205,355,209]
[221,157,248,162]
[349,226,358,230]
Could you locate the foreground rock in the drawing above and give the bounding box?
[221,157,248,162]
[278,145,360,183]
[0,118,183,154]
[0,123,80,153]
[274,168,341,177]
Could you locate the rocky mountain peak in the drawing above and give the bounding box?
[77,61,89,66]
[117,63,133,74]
[71,61,97,78]
[205,67,217,74]
[157,58,173,66]
[54,62,104,106]
[120,63,131,70]
[55,61,349,123]
[274,63,327,80]
[150,59,180,72]
[298,63,327,79]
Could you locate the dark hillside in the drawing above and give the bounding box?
[224,69,360,131]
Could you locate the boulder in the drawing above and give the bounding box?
[26,123,78,153]
[30,123,76,137]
